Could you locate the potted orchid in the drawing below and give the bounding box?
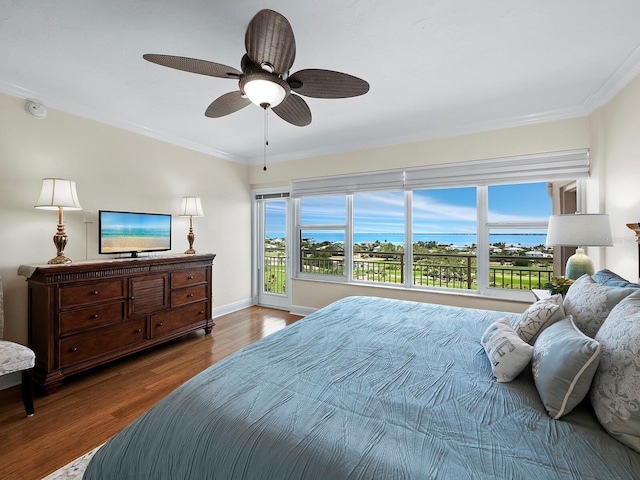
[543,277,575,296]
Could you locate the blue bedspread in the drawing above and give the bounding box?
[84,296,640,479]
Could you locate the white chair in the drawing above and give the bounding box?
[0,275,35,416]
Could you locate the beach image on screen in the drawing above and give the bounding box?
[100,211,171,253]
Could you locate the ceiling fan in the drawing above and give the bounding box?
[143,9,370,128]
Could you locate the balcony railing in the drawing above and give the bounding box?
[263,254,287,294]
[263,248,553,293]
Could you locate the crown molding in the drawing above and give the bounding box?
[5,41,640,169]
[0,80,245,164]
[582,43,640,112]
[247,104,590,166]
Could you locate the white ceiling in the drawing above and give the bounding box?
[2,1,640,165]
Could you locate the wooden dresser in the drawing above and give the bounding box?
[20,253,215,393]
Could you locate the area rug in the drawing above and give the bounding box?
[41,444,102,480]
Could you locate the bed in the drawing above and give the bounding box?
[84,284,640,479]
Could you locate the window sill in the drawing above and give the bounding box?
[292,276,535,305]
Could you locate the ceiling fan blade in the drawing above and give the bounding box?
[244,9,296,75]
[205,91,251,118]
[272,94,311,127]
[143,54,242,79]
[288,69,369,99]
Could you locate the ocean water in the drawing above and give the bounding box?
[269,233,548,248]
[102,227,170,238]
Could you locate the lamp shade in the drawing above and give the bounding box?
[34,178,82,210]
[545,214,613,247]
[240,73,289,108]
[179,197,204,217]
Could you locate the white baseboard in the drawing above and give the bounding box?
[290,305,316,317]
[212,297,254,318]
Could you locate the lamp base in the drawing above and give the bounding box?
[48,254,72,265]
[185,228,196,255]
[49,227,72,264]
[565,247,594,280]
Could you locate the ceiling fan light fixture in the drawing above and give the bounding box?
[260,62,275,73]
[240,73,289,108]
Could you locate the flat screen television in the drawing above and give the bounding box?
[98,210,172,257]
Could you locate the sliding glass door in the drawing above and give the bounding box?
[256,195,290,309]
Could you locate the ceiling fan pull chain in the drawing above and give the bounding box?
[263,106,269,171]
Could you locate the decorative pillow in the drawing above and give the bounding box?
[592,269,640,289]
[563,274,637,338]
[590,290,640,452]
[514,294,565,344]
[481,317,534,383]
[532,316,600,419]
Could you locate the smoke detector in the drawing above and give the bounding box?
[25,101,47,119]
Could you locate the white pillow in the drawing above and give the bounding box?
[564,274,638,338]
[515,294,565,344]
[481,317,534,383]
[591,290,640,452]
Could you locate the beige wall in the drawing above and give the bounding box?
[293,280,528,313]
[250,117,590,185]
[251,117,591,312]
[0,93,252,348]
[599,74,640,281]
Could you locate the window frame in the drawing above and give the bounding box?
[291,150,588,300]
[295,195,351,283]
[293,184,570,300]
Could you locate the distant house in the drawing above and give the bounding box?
[525,250,552,258]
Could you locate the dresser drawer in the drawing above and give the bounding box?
[59,317,146,367]
[171,284,208,307]
[129,274,169,316]
[59,301,125,334]
[172,269,207,288]
[151,301,207,338]
[59,280,124,308]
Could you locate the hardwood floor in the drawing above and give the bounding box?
[0,306,301,480]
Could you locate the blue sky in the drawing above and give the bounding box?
[101,211,171,230]
[266,182,552,235]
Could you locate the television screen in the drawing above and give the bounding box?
[99,210,171,257]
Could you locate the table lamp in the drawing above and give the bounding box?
[545,213,612,279]
[34,178,83,264]
[179,197,204,254]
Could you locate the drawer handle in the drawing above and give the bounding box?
[91,314,99,319]
[71,347,78,353]
[129,296,135,300]
[198,310,204,315]
[158,322,164,327]
[92,290,99,295]
[187,275,194,280]
[135,328,142,333]
[187,293,194,298]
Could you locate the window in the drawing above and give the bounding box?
[300,195,346,225]
[353,191,405,284]
[291,149,588,296]
[412,187,477,289]
[298,196,346,278]
[485,182,553,290]
[263,200,287,295]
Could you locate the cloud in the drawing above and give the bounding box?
[298,190,549,233]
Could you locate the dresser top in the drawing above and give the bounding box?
[18,253,216,280]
